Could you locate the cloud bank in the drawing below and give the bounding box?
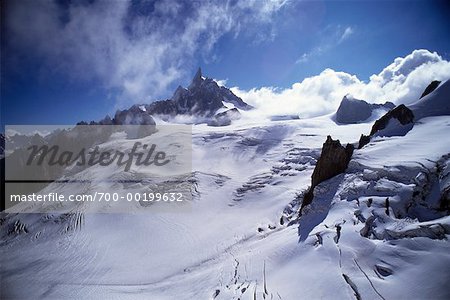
[233,49,450,118]
[5,0,288,106]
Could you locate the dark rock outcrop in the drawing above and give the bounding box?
[146,99,178,116]
[357,80,450,148]
[1,156,4,211]
[335,95,394,124]
[113,105,156,125]
[357,104,414,149]
[369,104,414,136]
[270,115,300,121]
[357,134,371,149]
[78,105,155,126]
[409,79,450,120]
[301,136,354,211]
[420,80,441,99]
[310,136,354,188]
[0,134,5,157]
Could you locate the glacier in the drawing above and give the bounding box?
[1,80,450,300]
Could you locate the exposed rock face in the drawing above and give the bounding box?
[78,68,251,126]
[146,100,178,116]
[358,80,450,148]
[310,136,354,188]
[302,136,354,211]
[147,68,252,117]
[0,156,4,210]
[168,68,224,116]
[357,104,415,148]
[78,105,156,126]
[357,134,371,149]
[335,95,394,124]
[420,80,441,99]
[409,79,450,120]
[0,134,5,157]
[270,115,300,121]
[369,104,414,136]
[98,115,113,125]
[113,105,156,125]
[1,133,47,156]
[437,154,450,213]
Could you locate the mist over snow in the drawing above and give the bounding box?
[232,49,450,118]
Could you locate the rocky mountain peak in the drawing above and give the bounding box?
[188,67,204,90]
[172,85,188,103]
[79,68,251,126]
[157,67,252,117]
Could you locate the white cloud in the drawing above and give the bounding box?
[296,25,354,65]
[295,53,310,64]
[339,26,354,43]
[5,0,288,108]
[213,78,228,87]
[233,49,450,118]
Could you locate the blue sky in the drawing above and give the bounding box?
[2,0,450,128]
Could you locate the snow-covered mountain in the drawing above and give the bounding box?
[78,104,156,126]
[1,79,450,299]
[358,79,450,148]
[81,68,252,127]
[335,95,395,124]
[1,133,47,158]
[145,68,252,125]
[410,78,450,119]
[149,67,252,117]
[419,80,441,99]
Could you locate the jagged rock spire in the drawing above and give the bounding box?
[189,67,203,89]
[195,67,202,79]
[300,136,354,213]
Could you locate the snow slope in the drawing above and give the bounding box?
[1,112,450,299]
[410,79,450,120]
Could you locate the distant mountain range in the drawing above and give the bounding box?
[79,68,252,127]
